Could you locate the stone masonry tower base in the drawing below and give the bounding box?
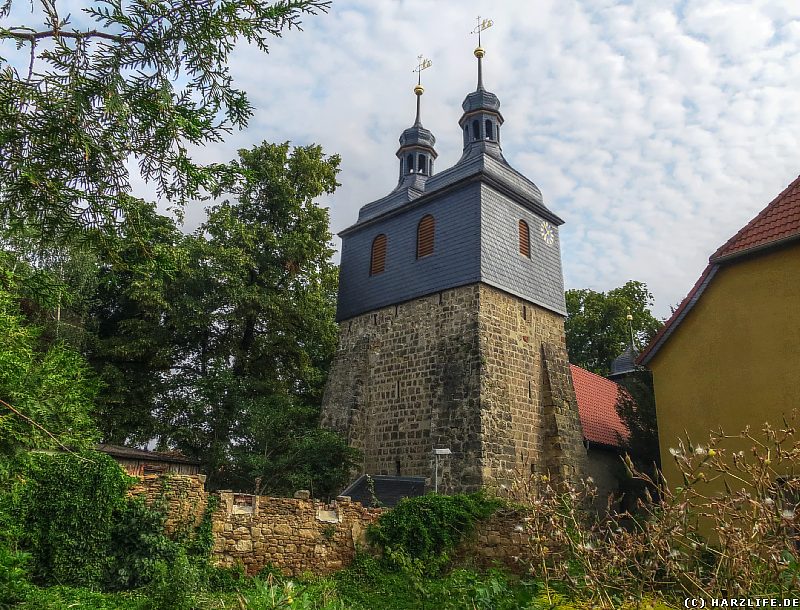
[321,283,587,493]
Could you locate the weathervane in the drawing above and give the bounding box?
[470,16,493,89]
[471,16,494,47]
[411,54,432,124]
[413,54,433,87]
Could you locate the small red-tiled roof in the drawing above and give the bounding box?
[570,364,629,449]
[639,174,800,366]
[711,174,800,261]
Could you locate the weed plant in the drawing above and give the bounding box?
[506,414,800,607]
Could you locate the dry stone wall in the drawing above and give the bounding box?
[130,475,382,576]
[211,493,382,576]
[129,473,208,535]
[130,474,543,577]
[454,508,534,573]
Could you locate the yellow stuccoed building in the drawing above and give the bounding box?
[639,175,800,498]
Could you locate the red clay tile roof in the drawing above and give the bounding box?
[570,364,629,449]
[639,174,800,366]
[711,174,800,261]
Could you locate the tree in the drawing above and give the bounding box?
[83,198,188,445]
[0,0,330,243]
[156,141,355,494]
[0,262,98,457]
[565,280,663,376]
[615,370,660,471]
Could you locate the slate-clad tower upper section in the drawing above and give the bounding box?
[336,46,567,321]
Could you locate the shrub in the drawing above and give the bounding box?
[15,451,131,588]
[144,553,200,610]
[2,451,198,592]
[368,492,502,563]
[0,544,32,606]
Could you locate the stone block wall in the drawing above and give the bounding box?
[453,508,534,573]
[478,284,587,486]
[321,282,588,493]
[321,285,484,492]
[211,494,382,576]
[130,474,383,577]
[129,473,208,535]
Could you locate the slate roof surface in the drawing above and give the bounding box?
[341,475,426,508]
[609,345,639,377]
[96,443,200,465]
[711,174,800,261]
[570,365,629,449]
[639,174,800,366]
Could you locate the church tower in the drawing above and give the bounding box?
[322,38,587,493]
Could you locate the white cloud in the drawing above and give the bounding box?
[3,0,799,320]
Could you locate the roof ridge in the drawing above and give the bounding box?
[569,363,617,385]
[710,174,800,262]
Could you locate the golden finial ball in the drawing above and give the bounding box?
[474,46,485,58]
[414,84,424,96]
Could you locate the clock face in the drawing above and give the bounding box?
[540,221,554,245]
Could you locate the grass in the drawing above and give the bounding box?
[10,555,679,610]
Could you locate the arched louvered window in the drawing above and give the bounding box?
[418,154,427,174]
[429,158,433,175]
[485,119,493,140]
[463,125,469,146]
[472,119,480,140]
[518,220,530,257]
[370,234,387,275]
[406,154,414,174]
[416,215,435,259]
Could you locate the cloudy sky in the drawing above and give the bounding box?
[6,1,800,317]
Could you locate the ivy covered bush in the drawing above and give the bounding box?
[368,492,502,562]
[1,451,186,591]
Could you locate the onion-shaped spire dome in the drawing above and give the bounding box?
[459,18,504,156]
[395,56,437,185]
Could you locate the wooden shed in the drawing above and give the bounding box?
[97,444,201,476]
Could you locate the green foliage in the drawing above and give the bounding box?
[0,0,330,245]
[0,277,99,457]
[3,451,188,592]
[205,562,247,593]
[84,198,188,445]
[13,585,146,610]
[368,492,503,563]
[565,280,662,376]
[105,496,181,591]
[154,141,349,493]
[144,553,200,610]
[12,451,133,587]
[0,544,32,606]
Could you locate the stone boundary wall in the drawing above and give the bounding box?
[454,508,534,573]
[129,473,208,535]
[130,474,383,576]
[212,493,382,576]
[131,474,534,577]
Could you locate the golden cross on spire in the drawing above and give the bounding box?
[471,15,494,47]
[413,54,433,86]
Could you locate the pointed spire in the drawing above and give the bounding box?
[412,55,431,126]
[471,16,493,91]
